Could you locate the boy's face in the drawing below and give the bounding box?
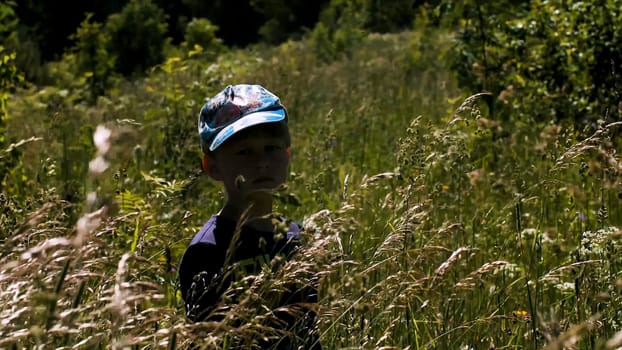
[208,132,289,197]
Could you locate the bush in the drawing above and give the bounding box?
[0,1,49,84]
[182,17,224,57]
[71,13,115,102]
[444,0,622,124]
[309,0,419,62]
[106,0,169,76]
[309,0,367,62]
[364,0,416,33]
[0,41,24,191]
[251,0,328,44]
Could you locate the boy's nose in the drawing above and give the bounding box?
[254,152,270,168]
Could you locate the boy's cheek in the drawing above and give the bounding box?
[278,151,290,163]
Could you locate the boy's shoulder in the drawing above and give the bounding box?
[188,215,303,248]
[189,215,221,247]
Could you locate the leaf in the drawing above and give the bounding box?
[130,216,140,253]
[515,74,525,86]
[115,190,145,213]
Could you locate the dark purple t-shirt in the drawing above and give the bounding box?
[178,215,321,349]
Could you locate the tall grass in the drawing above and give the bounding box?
[2,29,621,349]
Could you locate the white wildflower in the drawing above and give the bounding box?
[580,226,620,258]
[555,282,575,293]
[493,262,521,278]
[89,155,109,176]
[86,191,97,207]
[93,125,112,155]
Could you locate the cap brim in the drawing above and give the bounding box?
[209,109,286,151]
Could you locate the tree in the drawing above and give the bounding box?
[364,0,416,33]
[444,0,621,124]
[13,0,126,62]
[71,13,114,102]
[0,40,24,189]
[181,0,263,46]
[0,1,21,149]
[106,0,169,76]
[309,0,368,62]
[183,17,223,54]
[250,0,329,44]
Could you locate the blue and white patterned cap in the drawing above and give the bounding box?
[198,84,287,152]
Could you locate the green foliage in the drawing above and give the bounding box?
[0,1,17,40]
[516,0,622,123]
[442,0,527,92]
[6,86,95,209]
[106,0,169,76]
[364,0,416,33]
[309,0,419,62]
[182,17,224,57]
[309,0,368,61]
[250,0,328,44]
[70,13,115,103]
[0,0,20,122]
[444,0,622,124]
[3,0,48,84]
[5,33,46,84]
[0,43,24,191]
[0,47,20,128]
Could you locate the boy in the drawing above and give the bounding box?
[179,84,321,349]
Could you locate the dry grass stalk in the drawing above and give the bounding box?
[554,121,622,170]
[448,92,493,126]
[539,260,604,282]
[0,207,183,349]
[359,172,400,189]
[433,247,471,279]
[543,314,602,350]
[8,202,57,238]
[0,136,42,159]
[74,206,107,247]
[606,329,622,349]
[455,261,510,289]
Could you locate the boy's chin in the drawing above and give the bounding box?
[243,185,280,196]
[245,182,289,196]
[245,187,274,194]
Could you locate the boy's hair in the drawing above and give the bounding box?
[198,84,288,154]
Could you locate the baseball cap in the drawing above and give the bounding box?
[198,84,287,152]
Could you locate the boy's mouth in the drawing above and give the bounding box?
[252,176,274,184]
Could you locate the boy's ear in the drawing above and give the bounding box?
[202,155,222,180]
[285,147,291,159]
[201,155,210,172]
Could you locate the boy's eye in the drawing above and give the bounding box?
[265,144,282,152]
[235,148,251,156]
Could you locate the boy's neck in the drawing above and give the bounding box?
[219,192,275,232]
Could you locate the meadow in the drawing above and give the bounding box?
[1,27,621,349]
